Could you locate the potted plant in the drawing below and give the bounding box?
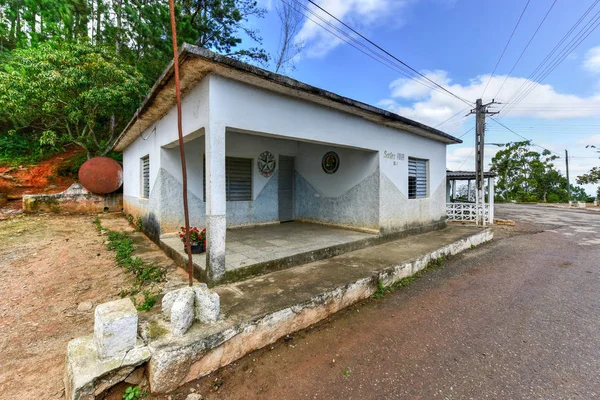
[179,226,206,254]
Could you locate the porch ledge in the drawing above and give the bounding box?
[141,225,493,393]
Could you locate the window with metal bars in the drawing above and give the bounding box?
[408,158,427,199]
[203,156,253,201]
[141,155,150,198]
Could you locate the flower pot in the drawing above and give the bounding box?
[185,243,204,254]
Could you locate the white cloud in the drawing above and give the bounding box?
[446,146,499,172]
[584,46,600,73]
[576,134,600,146]
[294,0,414,58]
[389,70,450,99]
[380,72,600,132]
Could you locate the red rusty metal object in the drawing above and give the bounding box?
[78,157,123,195]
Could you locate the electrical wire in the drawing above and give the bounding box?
[481,0,531,98]
[494,0,559,99]
[434,107,470,128]
[304,0,474,107]
[489,117,562,156]
[501,0,600,110]
[499,1,600,116]
[282,0,451,96]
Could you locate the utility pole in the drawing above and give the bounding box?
[565,149,571,205]
[469,99,498,226]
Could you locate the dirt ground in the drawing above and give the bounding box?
[0,214,135,400]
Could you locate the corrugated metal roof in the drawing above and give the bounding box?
[446,170,497,179]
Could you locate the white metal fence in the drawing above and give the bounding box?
[446,202,490,223]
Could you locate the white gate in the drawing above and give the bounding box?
[446,202,490,223]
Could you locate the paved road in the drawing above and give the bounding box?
[171,204,600,400]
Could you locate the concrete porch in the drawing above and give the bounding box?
[160,221,379,284]
[142,225,493,393]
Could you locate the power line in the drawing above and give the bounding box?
[488,117,561,156]
[481,0,531,98]
[287,0,445,93]
[499,1,600,116]
[458,127,475,139]
[305,0,474,107]
[457,148,475,170]
[280,0,447,96]
[502,0,600,110]
[504,14,600,115]
[494,0,559,99]
[434,107,470,128]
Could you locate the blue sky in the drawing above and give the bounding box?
[245,0,600,194]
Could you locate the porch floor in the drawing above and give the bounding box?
[160,221,378,283]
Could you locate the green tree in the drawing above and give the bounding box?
[576,145,600,200]
[0,42,147,157]
[490,141,585,203]
[0,0,269,164]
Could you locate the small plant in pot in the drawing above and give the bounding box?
[179,226,206,254]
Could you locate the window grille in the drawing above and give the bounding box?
[408,158,427,199]
[203,156,253,201]
[141,155,150,198]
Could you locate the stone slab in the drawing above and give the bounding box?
[23,183,122,214]
[64,336,151,400]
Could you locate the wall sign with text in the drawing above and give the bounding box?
[383,151,405,166]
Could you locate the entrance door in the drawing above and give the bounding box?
[278,155,295,222]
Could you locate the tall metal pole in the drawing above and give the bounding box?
[169,0,194,286]
[565,149,571,205]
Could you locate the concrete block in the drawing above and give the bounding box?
[65,335,150,400]
[94,298,138,360]
[171,290,195,336]
[194,285,220,324]
[162,287,195,319]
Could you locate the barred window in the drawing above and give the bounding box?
[141,155,150,198]
[408,158,427,199]
[204,156,253,201]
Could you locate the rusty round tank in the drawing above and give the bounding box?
[78,157,123,195]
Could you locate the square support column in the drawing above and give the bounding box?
[467,180,472,202]
[488,177,495,224]
[205,124,226,282]
[451,180,456,202]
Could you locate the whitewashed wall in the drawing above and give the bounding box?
[122,73,449,237]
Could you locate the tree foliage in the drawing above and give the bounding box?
[490,141,588,203]
[0,0,268,160]
[576,145,600,195]
[0,42,147,157]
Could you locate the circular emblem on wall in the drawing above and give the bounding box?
[257,151,276,177]
[322,151,340,174]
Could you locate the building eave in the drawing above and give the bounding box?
[113,44,463,152]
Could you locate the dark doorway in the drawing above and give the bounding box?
[278,155,295,222]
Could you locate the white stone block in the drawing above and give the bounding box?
[194,285,220,324]
[162,287,195,319]
[170,289,195,336]
[94,298,138,360]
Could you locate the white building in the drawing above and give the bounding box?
[113,44,462,284]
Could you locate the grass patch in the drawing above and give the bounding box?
[95,217,165,311]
